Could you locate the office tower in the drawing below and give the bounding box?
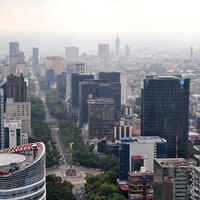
[32,47,39,67]
[115,36,120,55]
[46,69,54,88]
[5,98,31,136]
[0,142,46,199]
[66,62,86,106]
[7,73,27,102]
[55,72,66,93]
[46,56,64,75]
[141,75,190,159]
[9,42,19,67]
[79,80,121,126]
[98,44,109,59]
[71,73,94,114]
[99,71,127,105]
[65,47,79,62]
[120,72,127,105]
[87,98,115,139]
[4,120,28,148]
[99,72,120,82]
[0,89,4,150]
[190,47,193,61]
[79,81,98,125]
[9,42,19,56]
[119,136,167,181]
[126,44,130,58]
[154,158,192,200]
[128,170,154,200]
[9,55,20,67]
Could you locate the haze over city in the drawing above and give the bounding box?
[1,0,200,55]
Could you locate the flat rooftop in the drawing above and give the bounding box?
[155,158,190,168]
[0,154,26,167]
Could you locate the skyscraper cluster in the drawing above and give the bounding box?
[0,42,33,150]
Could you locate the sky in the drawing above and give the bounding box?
[1,0,200,37]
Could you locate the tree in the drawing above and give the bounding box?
[46,175,75,200]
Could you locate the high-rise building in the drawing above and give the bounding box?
[119,136,167,181]
[115,36,120,55]
[98,44,109,59]
[32,47,39,67]
[0,89,4,150]
[190,47,193,61]
[9,42,20,67]
[126,44,130,58]
[46,69,54,88]
[99,71,127,105]
[66,62,86,107]
[46,56,64,75]
[87,98,115,139]
[9,42,19,57]
[0,142,46,199]
[99,72,120,82]
[65,47,79,62]
[5,98,31,136]
[141,75,190,159]
[79,80,121,126]
[154,158,192,200]
[7,73,27,102]
[55,72,66,93]
[71,73,94,114]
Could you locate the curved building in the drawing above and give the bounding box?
[0,142,46,200]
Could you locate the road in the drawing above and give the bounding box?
[30,67,101,199]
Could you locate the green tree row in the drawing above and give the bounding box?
[29,96,59,167]
[46,174,75,200]
[45,90,125,199]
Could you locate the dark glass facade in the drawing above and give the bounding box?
[119,143,130,181]
[88,98,115,139]
[46,69,54,88]
[99,72,120,82]
[7,74,26,102]
[141,75,190,159]
[79,80,121,126]
[71,73,94,109]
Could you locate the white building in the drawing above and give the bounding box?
[0,142,46,199]
[4,120,28,148]
[119,136,167,180]
[5,98,31,136]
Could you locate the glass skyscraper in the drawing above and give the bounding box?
[141,75,190,159]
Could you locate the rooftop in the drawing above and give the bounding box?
[0,154,26,167]
[0,142,45,177]
[155,158,190,168]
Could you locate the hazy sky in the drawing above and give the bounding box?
[1,0,200,36]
